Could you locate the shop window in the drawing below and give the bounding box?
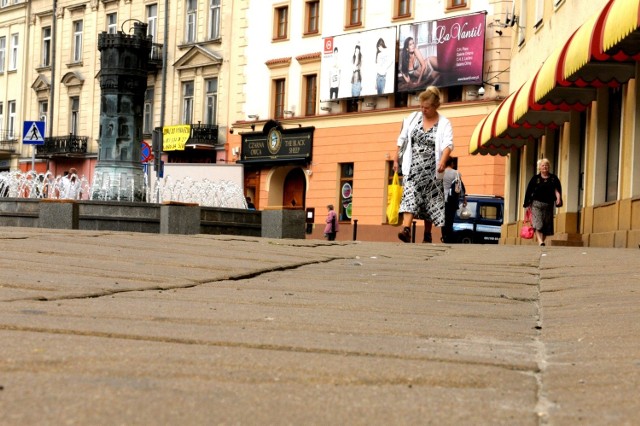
[339,163,354,222]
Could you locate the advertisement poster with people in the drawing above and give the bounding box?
[320,27,397,102]
[397,12,486,92]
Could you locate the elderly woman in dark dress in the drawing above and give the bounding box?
[393,86,453,243]
[523,158,563,246]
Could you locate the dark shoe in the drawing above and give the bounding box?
[398,227,411,243]
[422,232,432,244]
[540,243,545,246]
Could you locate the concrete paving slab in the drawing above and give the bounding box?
[0,227,639,425]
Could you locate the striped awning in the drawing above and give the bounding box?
[602,0,640,57]
[471,0,640,156]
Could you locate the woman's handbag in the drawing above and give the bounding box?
[386,172,403,225]
[520,208,534,239]
[449,171,462,198]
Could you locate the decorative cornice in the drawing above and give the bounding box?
[295,52,321,64]
[66,3,88,14]
[31,74,51,92]
[61,71,85,87]
[265,57,292,69]
[173,45,223,70]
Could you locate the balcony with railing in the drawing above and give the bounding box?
[35,134,90,158]
[148,43,163,69]
[0,130,18,153]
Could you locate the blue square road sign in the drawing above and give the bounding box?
[23,121,46,145]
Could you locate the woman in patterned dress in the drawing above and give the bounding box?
[393,86,453,243]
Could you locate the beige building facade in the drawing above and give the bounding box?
[470,0,640,248]
[0,0,239,178]
[1,0,510,243]
[231,0,510,242]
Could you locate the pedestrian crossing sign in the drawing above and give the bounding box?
[23,121,46,145]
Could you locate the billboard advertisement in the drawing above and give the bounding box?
[320,27,397,102]
[397,12,486,92]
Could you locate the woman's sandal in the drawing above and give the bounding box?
[398,227,411,243]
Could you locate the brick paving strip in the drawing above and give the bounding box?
[0,227,638,425]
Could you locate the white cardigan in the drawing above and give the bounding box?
[397,111,453,179]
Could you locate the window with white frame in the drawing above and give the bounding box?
[9,33,18,70]
[518,0,527,46]
[185,0,197,43]
[42,27,51,67]
[1,0,8,7]
[107,13,118,34]
[8,101,16,138]
[534,0,543,28]
[205,78,218,125]
[0,36,5,73]
[208,0,221,40]
[70,97,79,135]
[146,4,158,40]
[73,20,83,62]
[0,102,4,133]
[182,81,194,124]
[143,88,154,134]
[39,101,48,123]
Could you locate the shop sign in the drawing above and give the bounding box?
[240,128,313,164]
